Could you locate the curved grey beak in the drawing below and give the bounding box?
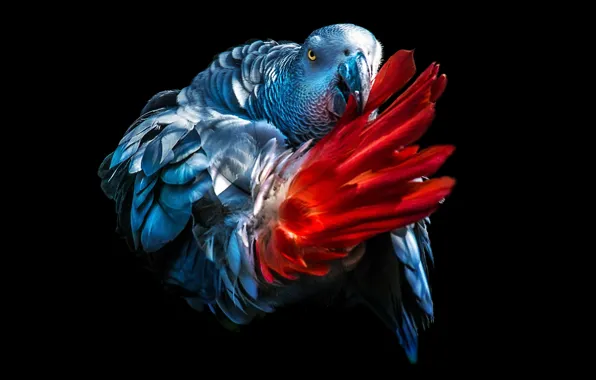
[338,52,371,114]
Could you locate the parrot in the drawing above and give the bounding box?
[98,23,454,363]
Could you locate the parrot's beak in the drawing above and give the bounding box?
[338,52,371,114]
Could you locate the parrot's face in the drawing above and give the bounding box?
[279,24,383,143]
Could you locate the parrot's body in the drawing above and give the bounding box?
[98,24,454,363]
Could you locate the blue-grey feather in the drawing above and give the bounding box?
[131,191,153,230]
[209,70,223,107]
[250,55,264,83]
[220,51,237,68]
[128,143,148,174]
[141,202,191,252]
[219,268,242,310]
[216,292,251,325]
[213,70,227,108]
[164,234,204,293]
[170,129,201,164]
[98,153,119,199]
[232,46,243,60]
[241,54,257,85]
[221,71,242,113]
[119,110,179,146]
[416,217,434,266]
[248,40,264,53]
[102,166,130,202]
[391,224,434,318]
[414,220,435,315]
[226,233,242,277]
[133,174,157,207]
[110,140,140,169]
[231,70,250,108]
[158,171,212,210]
[118,117,157,148]
[238,239,260,303]
[98,152,113,178]
[131,192,153,235]
[167,230,219,303]
[160,151,209,185]
[140,90,180,115]
[239,271,258,300]
[391,227,420,270]
[141,121,190,177]
[134,172,157,195]
[217,184,250,208]
[396,305,419,363]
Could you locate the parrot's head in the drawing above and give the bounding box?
[273,24,383,145]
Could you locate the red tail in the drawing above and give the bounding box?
[256,50,455,283]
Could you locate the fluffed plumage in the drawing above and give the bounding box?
[98,24,454,363]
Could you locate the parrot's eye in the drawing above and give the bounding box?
[307,49,317,61]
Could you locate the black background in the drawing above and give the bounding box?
[76,7,488,375]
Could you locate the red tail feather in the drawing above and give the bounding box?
[256,50,455,282]
[366,49,417,112]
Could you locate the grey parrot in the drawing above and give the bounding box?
[98,23,454,363]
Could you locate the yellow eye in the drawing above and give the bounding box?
[307,49,316,61]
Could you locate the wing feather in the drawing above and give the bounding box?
[98,38,292,327]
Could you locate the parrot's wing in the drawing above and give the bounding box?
[388,219,435,362]
[98,93,286,321]
[347,217,435,364]
[98,37,298,326]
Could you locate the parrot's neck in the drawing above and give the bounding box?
[247,50,336,148]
